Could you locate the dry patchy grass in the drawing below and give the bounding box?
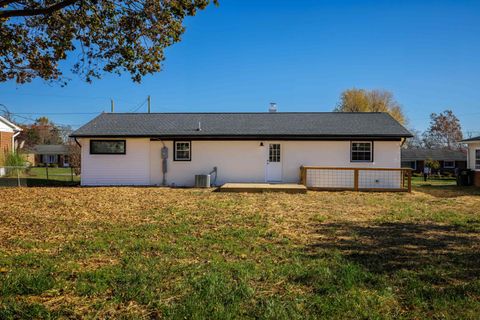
[0,185,479,319]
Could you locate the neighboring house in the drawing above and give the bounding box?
[0,116,22,155]
[28,144,70,167]
[401,149,467,174]
[461,136,480,187]
[70,112,412,187]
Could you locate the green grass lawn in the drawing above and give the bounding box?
[0,167,80,187]
[0,185,479,319]
[411,175,457,187]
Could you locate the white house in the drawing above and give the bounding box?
[70,112,412,189]
[462,135,480,187]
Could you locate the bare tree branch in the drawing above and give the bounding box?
[0,0,79,18]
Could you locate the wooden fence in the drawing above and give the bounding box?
[300,166,412,192]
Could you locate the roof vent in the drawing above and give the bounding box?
[197,121,202,131]
[269,102,277,113]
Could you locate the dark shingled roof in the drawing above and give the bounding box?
[29,144,69,155]
[71,112,412,139]
[401,149,467,161]
[461,136,480,142]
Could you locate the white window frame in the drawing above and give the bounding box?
[443,160,455,169]
[351,141,373,162]
[174,141,191,161]
[476,149,480,170]
[43,154,58,164]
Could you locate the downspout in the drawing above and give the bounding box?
[74,137,81,148]
[12,131,21,152]
[160,140,168,186]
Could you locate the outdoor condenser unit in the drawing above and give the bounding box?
[195,174,211,188]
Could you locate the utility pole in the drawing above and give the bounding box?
[147,95,151,113]
[111,99,114,113]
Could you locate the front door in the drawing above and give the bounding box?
[266,143,282,182]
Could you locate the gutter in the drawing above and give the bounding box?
[70,135,412,141]
[12,130,21,151]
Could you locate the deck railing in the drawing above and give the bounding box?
[300,166,412,192]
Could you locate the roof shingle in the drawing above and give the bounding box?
[71,112,412,139]
[401,149,467,161]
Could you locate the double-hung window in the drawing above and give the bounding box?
[476,150,480,169]
[174,141,191,161]
[351,141,373,162]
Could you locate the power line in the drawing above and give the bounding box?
[129,98,148,112]
[13,112,102,115]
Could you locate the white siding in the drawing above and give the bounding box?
[149,140,265,186]
[281,141,400,182]
[80,138,150,186]
[467,142,480,171]
[148,140,401,187]
[80,138,402,187]
[0,120,14,133]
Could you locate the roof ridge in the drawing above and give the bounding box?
[101,112,390,115]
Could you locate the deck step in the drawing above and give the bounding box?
[218,183,307,194]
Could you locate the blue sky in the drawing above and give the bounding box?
[1,0,480,134]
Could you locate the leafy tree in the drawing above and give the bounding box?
[425,159,440,170]
[422,110,463,150]
[68,141,81,174]
[18,117,63,147]
[0,0,217,84]
[334,88,406,124]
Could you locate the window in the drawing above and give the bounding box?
[269,144,281,162]
[476,150,480,169]
[43,154,58,164]
[90,140,126,154]
[401,161,416,170]
[443,160,455,169]
[174,141,191,161]
[351,141,373,162]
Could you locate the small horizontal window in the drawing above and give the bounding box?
[90,140,126,154]
[174,141,191,161]
[351,141,373,162]
[443,161,455,169]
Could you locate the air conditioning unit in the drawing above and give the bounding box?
[195,174,211,188]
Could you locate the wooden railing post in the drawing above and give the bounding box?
[354,168,359,191]
[407,170,412,193]
[300,166,306,186]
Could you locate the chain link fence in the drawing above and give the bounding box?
[0,166,80,187]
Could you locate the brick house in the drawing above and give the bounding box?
[401,149,467,174]
[0,116,22,157]
[28,144,70,167]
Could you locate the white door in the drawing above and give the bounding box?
[266,143,282,182]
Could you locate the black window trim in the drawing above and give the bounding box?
[475,149,480,170]
[90,139,126,155]
[174,140,192,161]
[350,141,374,163]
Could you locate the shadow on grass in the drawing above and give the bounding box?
[306,221,480,282]
[413,184,480,198]
[0,178,79,187]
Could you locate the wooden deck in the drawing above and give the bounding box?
[218,183,307,194]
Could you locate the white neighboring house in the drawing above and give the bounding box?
[70,112,412,188]
[462,135,480,187]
